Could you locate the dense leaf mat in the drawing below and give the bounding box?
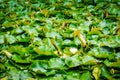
[0,0,120,80]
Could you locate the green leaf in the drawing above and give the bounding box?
[23,26,38,37]
[116,52,120,60]
[46,31,62,39]
[65,71,80,80]
[104,60,120,68]
[8,46,29,57]
[0,35,4,44]
[30,60,56,76]
[0,63,5,73]
[80,71,91,80]
[5,34,16,44]
[65,54,82,67]
[16,34,30,42]
[6,67,32,80]
[1,0,120,79]
[33,46,54,56]
[7,67,20,80]
[11,27,23,34]
[88,47,115,59]
[49,58,65,69]
[99,20,107,28]
[62,39,74,46]
[12,54,31,63]
[82,55,99,65]
[19,70,33,80]
[101,35,120,48]
[101,66,114,80]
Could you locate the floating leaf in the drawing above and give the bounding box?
[5,34,16,44]
[79,71,91,80]
[49,58,65,69]
[82,55,99,65]
[65,54,82,67]
[0,0,120,79]
[30,60,56,76]
[0,35,4,44]
[12,54,31,63]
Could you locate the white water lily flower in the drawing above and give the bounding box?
[70,48,78,54]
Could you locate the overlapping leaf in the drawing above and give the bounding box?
[0,0,120,80]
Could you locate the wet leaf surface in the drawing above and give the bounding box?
[0,0,120,79]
